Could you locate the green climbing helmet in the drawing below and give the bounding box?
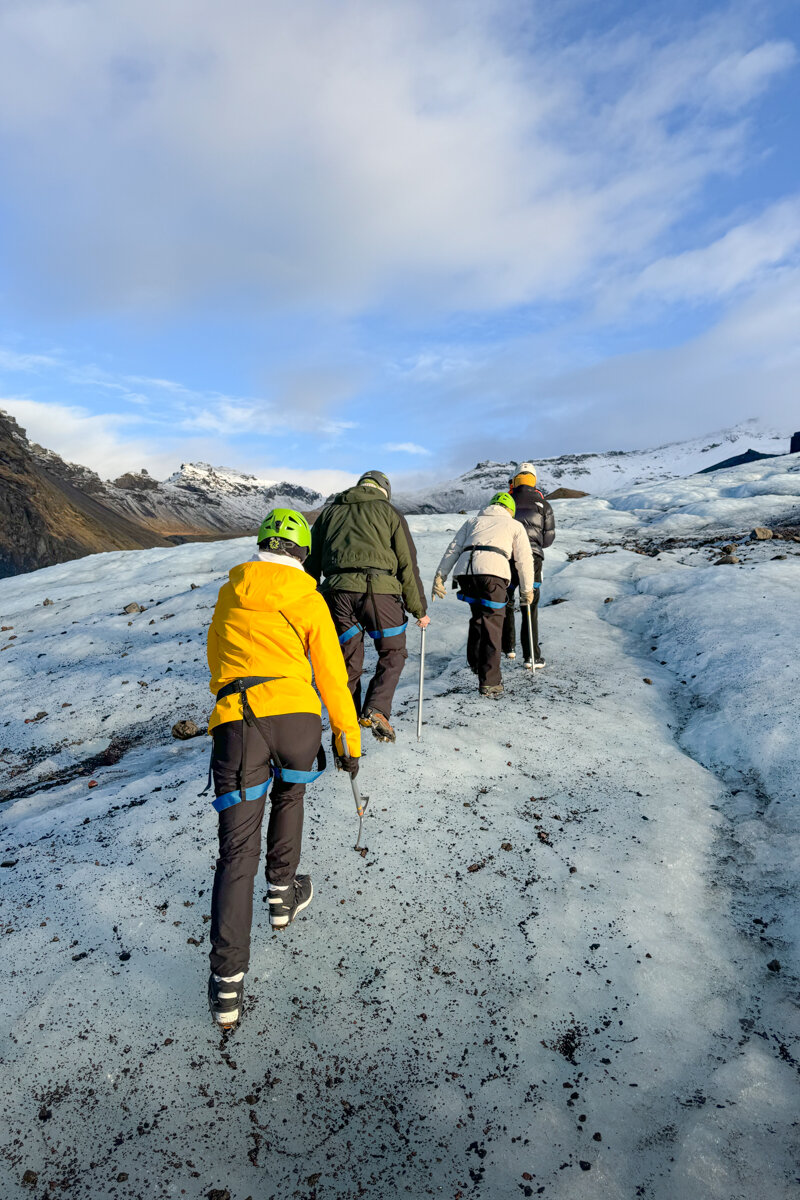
[257,508,312,549]
[490,491,516,516]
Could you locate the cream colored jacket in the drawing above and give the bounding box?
[435,505,535,593]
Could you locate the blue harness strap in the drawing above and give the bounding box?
[339,620,407,643]
[457,592,507,610]
[211,755,327,812]
[534,581,542,590]
[273,764,327,785]
[367,621,408,640]
[213,779,271,813]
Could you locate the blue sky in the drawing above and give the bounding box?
[0,0,798,492]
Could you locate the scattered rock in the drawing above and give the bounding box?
[207,1190,231,1200]
[172,719,206,740]
[643,678,652,685]
[190,582,200,590]
[579,1161,592,1171]
[467,862,485,873]
[716,554,739,565]
[546,487,589,500]
[721,543,738,553]
[604,597,614,603]
[771,554,787,560]
[116,1173,129,1182]
[87,780,98,789]
[500,842,513,851]
[1,860,19,868]
[549,597,568,606]
[123,602,143,614]
[42,598,53,606]
[750,527,773,541]
[767,958,781,973]
[24,711,48,724]
[22,1170,38,1187]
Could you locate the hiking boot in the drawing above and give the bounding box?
[268,875,314,930]
[524,659,533,671]
[534,656,546,669]
[360,709,396,743]
[208,972,244,1029]
[479,683,504,699]
[504,650,516,660]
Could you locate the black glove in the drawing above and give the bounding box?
[335,753,359,778]
[332,733,360,777]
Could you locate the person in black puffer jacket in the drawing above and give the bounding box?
[502,463,555,668]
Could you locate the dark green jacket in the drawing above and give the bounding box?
[306,485,427,618]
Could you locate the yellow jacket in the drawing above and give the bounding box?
[207,557,361,757]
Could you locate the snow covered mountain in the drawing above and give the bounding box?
[104,460,324,536]
[394,421,791,512]
[1,452,798,1198]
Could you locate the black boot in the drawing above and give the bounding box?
[268,875,314,929]
[208,972,244,1029]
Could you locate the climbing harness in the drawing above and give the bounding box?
[334,567,408,644]
[201,674,326,811]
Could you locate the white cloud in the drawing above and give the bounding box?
[1,397,195,478]
[528,270,800,452]
[0,2,793,316]
[612,197,800,309]
[383,442,432,456]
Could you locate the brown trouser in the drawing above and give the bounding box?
[209,711,322,977]
[457,574,508,687]
[325,590,408,718]
[503,558,543,660]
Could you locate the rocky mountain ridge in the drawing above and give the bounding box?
[0,410,171,577]
[0,410,324,577]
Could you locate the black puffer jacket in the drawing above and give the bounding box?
[510,484,555,559]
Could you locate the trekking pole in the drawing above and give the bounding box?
[342,733,369,854]
[525,603,535,674]
[417,624,427,741]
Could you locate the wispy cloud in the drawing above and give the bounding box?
[609,197,800,311]
[383,442,432,456]
[0,347,61,371]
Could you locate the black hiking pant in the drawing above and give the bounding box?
[457,574,508,688]
[209,712,322,977]
[503,559,543,660]
[325,590,408,718]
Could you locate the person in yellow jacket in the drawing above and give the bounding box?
[206,508,361,1029]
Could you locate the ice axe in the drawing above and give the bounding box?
[341,733,369,855]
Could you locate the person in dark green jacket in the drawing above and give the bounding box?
[305,470,430,743]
